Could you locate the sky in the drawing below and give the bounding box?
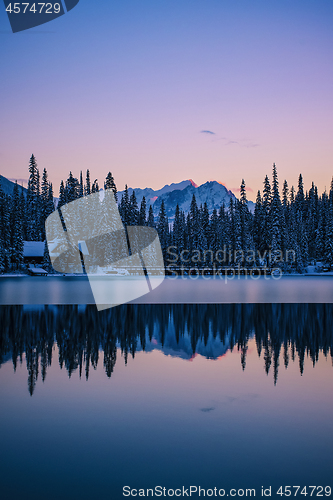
[1,0,333,200]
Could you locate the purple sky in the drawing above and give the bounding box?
[1,0,333,199]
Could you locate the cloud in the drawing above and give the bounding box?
[200,130,215,135]
[200,407,215,412]
[203,133,260,149]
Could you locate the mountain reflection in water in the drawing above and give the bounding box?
[0,304,332,395]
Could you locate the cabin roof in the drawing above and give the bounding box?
[23,241,45,258]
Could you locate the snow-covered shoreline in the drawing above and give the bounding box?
[2,271,333,278]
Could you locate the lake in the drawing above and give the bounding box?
[1,275,333,304]
[0,303,332,500]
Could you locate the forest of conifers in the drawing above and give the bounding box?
[1,154,333,272]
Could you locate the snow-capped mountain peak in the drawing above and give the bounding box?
[118,179,254,219]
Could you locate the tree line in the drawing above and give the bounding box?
[0,303,332,395]
[1,155,333,272]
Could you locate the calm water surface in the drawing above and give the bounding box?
[0,304,332,500]
[1,275,333,303]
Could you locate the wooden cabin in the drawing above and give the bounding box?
[23,241,45,266]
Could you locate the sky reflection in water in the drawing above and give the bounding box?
[0,304,332,500]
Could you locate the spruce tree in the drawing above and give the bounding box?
[85,170,91,196]
[157,200,169,258]
[43,240,52,273]
[209,208,219,258]
[202,202,210,247]
[19,188,27,240]
[91,179,99,193]
[0,181,9,272]
[239,179,252,257]
[228,197,235,262]
[172,204,183,260]
[282,180,289,208]
[40,168,54,239]
[295,173,305,214]
[129,191,139,225]
[262,175,272,256]
[119,185,130,225]
[324,204,333,269]
[10,182,24,270]
[26,154,40,240]
[218,203,229,258]
[105,172,118,202]
[253,190,263,260]
[307,182,318,260]
[59,180,66,208]
[66,172,79,202]
[147,205,155,227]
[233,201,243,266]
[79,171,84,198]
[270,164,283,267]
[138,196,147,226]
[189,194,199,253]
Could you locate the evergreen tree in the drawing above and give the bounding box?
[261,175,272,258]
[197,204,208,266]
[79,171,84,198]
[253,190,263,260]
[228,197,235,261]
[0,180,9,272]
[295,173,305,214]
[188,194,199,253]
[201,202,210,247]
[58,180,66,207]
[91,179,99,193]
[307,182,318,260]
[138,196,147,226]
[41,168,49,211]
[105,172,118,202]
[324,205,333,269]
[10,182,24,270]
[119,185,130,225]
[43,240,52,272]
[239,179,252,257]
[172,204,183,258]
[282,180,289,208]
[147,205,155,227]
[19,188,27,240]
[270,164,283,267]
[217,203,229,257]
[233,201,243,265]
[66,172,80,202]
[26,154,40,240]
[85,169,91,196]
[129,191,139,225]
[209,208,219,257]
[157,200,169,258]
[40,168,54,239]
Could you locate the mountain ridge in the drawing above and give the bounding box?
[119,179,254,219]
[0,175,27,197]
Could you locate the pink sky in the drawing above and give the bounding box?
[1,0,332,200]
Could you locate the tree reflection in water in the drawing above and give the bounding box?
[0,304,332,395]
